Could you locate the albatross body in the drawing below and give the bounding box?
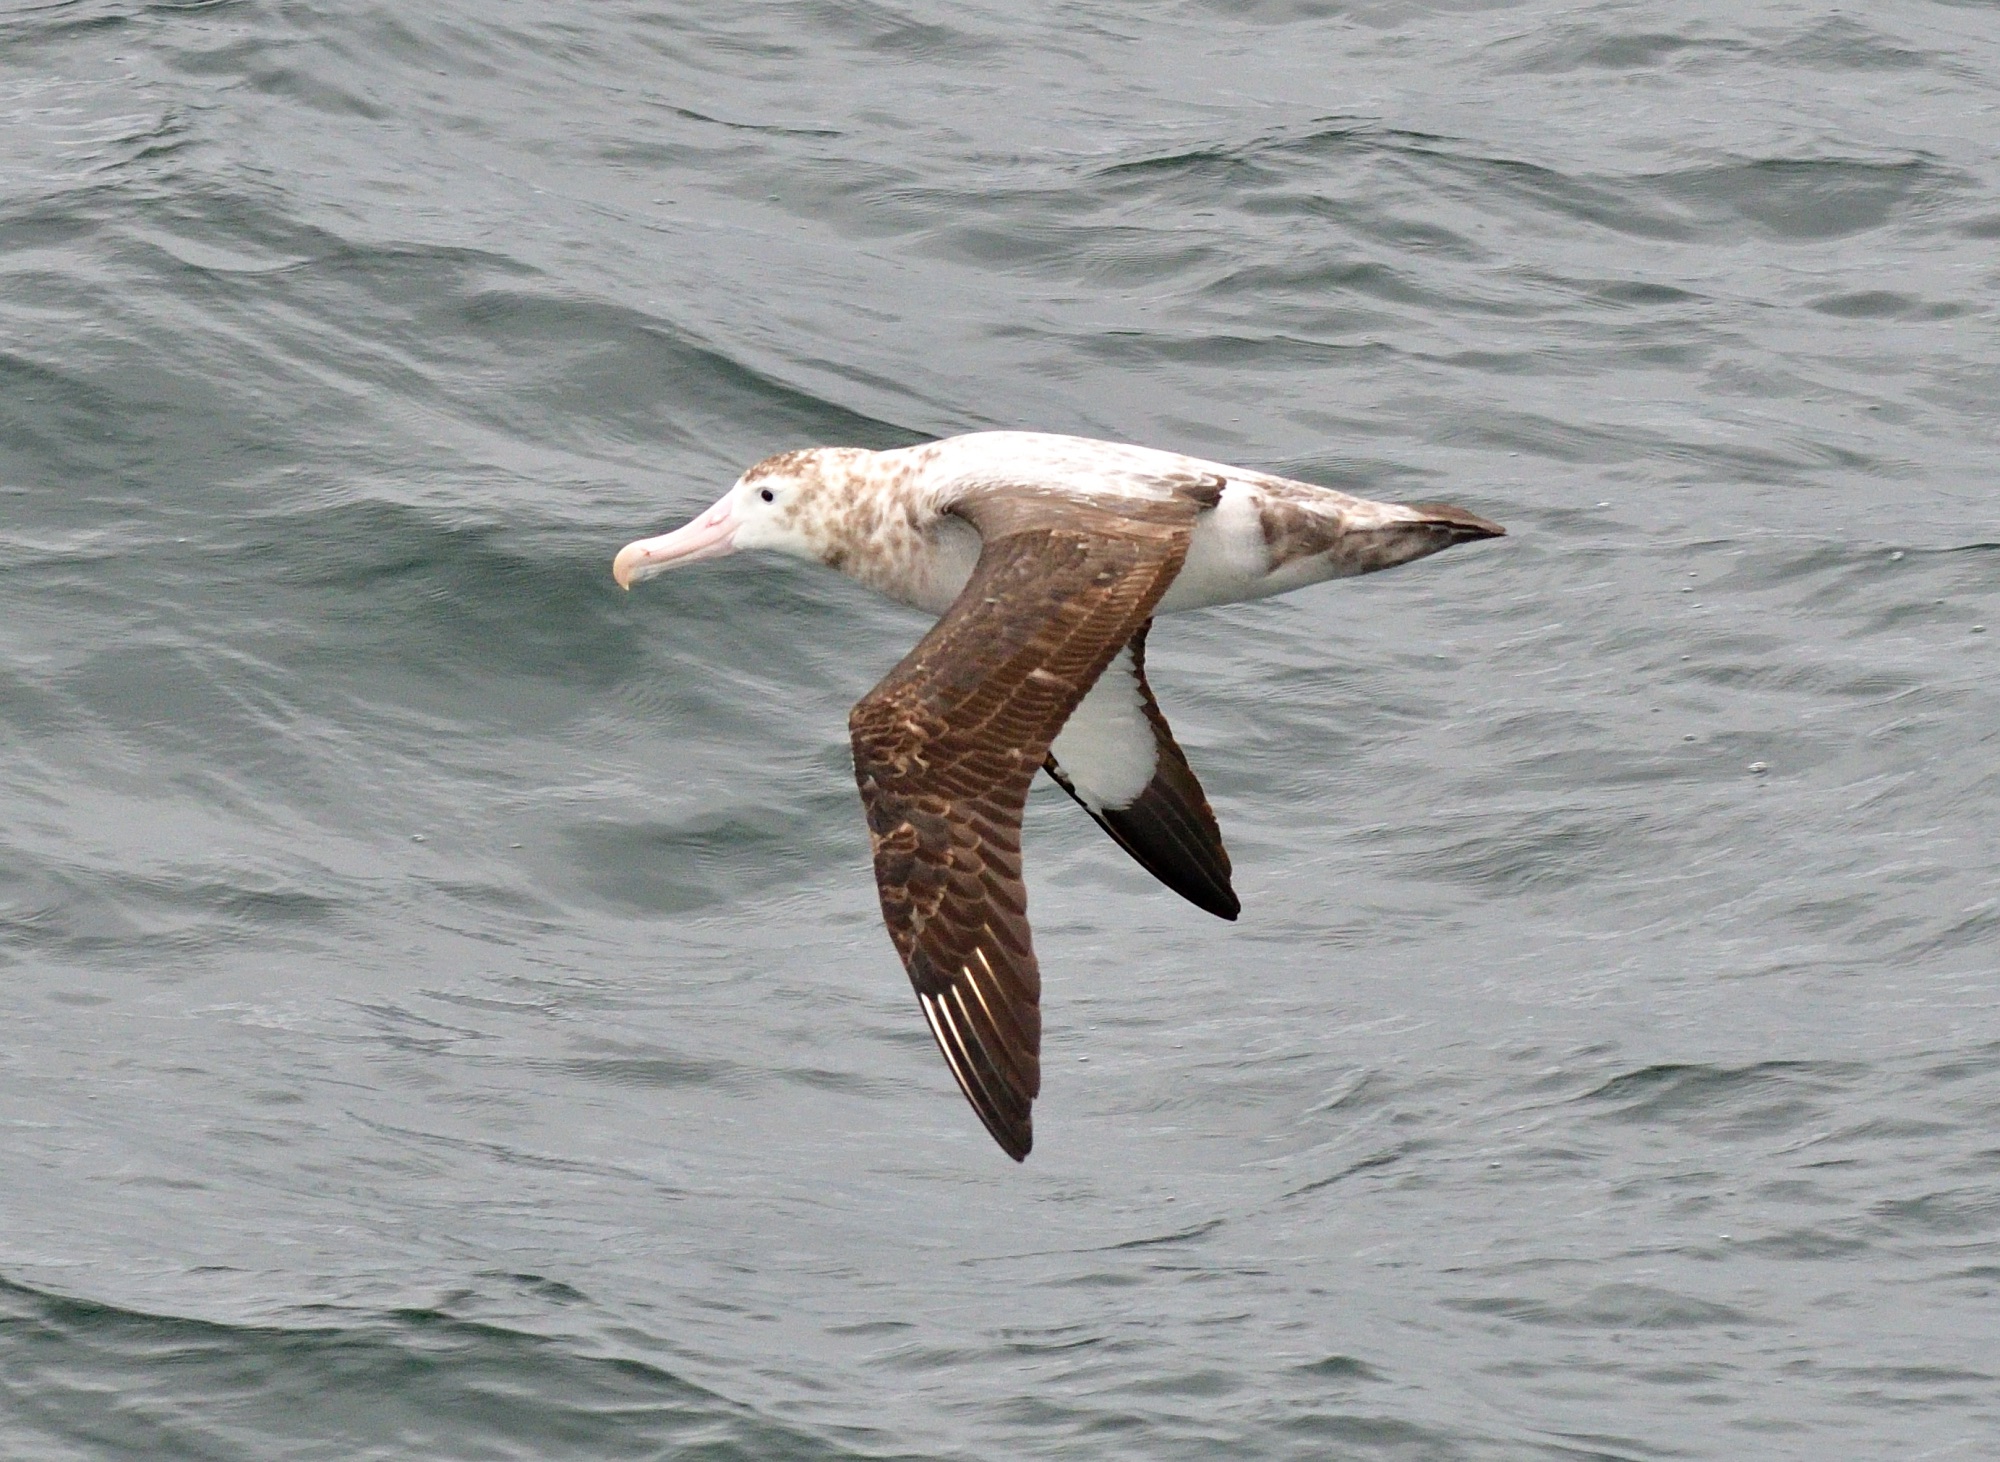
[614,431,1502,1161]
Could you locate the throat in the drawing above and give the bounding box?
[830,510,982,616]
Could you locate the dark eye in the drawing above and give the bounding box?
[759,488,775,503]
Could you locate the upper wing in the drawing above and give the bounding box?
[848,491,1198,1161]
[1045,619,1238,920]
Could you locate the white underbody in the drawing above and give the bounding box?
[620,432,1476,819]
[888,434,1387,619]
[864,433,1410,814]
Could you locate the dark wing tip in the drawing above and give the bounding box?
[957,1064,1034,1162]
[1114,794,1239,920]
[914,980,1040,1162]
[963,1063,1035,1163]
[1046,630,1241,923]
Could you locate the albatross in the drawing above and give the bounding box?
[613,431,1502,1160]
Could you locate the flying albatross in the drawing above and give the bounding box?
[613,431,1502,1161]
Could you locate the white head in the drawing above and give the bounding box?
[612,449,866,589]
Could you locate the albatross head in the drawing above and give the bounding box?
[612,448,873,589]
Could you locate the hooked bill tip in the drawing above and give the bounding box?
[613,498,742,588]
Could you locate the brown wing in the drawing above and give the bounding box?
[849,493,1197,1161]
[1045,620,1239,921]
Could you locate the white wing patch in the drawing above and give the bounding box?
[1047,646,1156,812]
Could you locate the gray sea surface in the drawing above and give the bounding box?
[4,1,1999,1457]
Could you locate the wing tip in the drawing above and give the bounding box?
[963,1095,1036,1163]
[1071,785,1241,922]
[968,1088,1034,1162]
[919,989,1039,1164]
[999,1124,1033,1162]
[1174,859,1241,921]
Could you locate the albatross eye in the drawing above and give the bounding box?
[759,487,776,503]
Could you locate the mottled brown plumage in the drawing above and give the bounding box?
[612,430,1506,1162]
[849,490,1199,1159]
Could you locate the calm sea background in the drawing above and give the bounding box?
[4,2,1998,1457]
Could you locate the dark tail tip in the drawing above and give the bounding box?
[1408,503,1506,541]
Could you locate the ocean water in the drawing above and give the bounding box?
[3,1,1998,1457]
